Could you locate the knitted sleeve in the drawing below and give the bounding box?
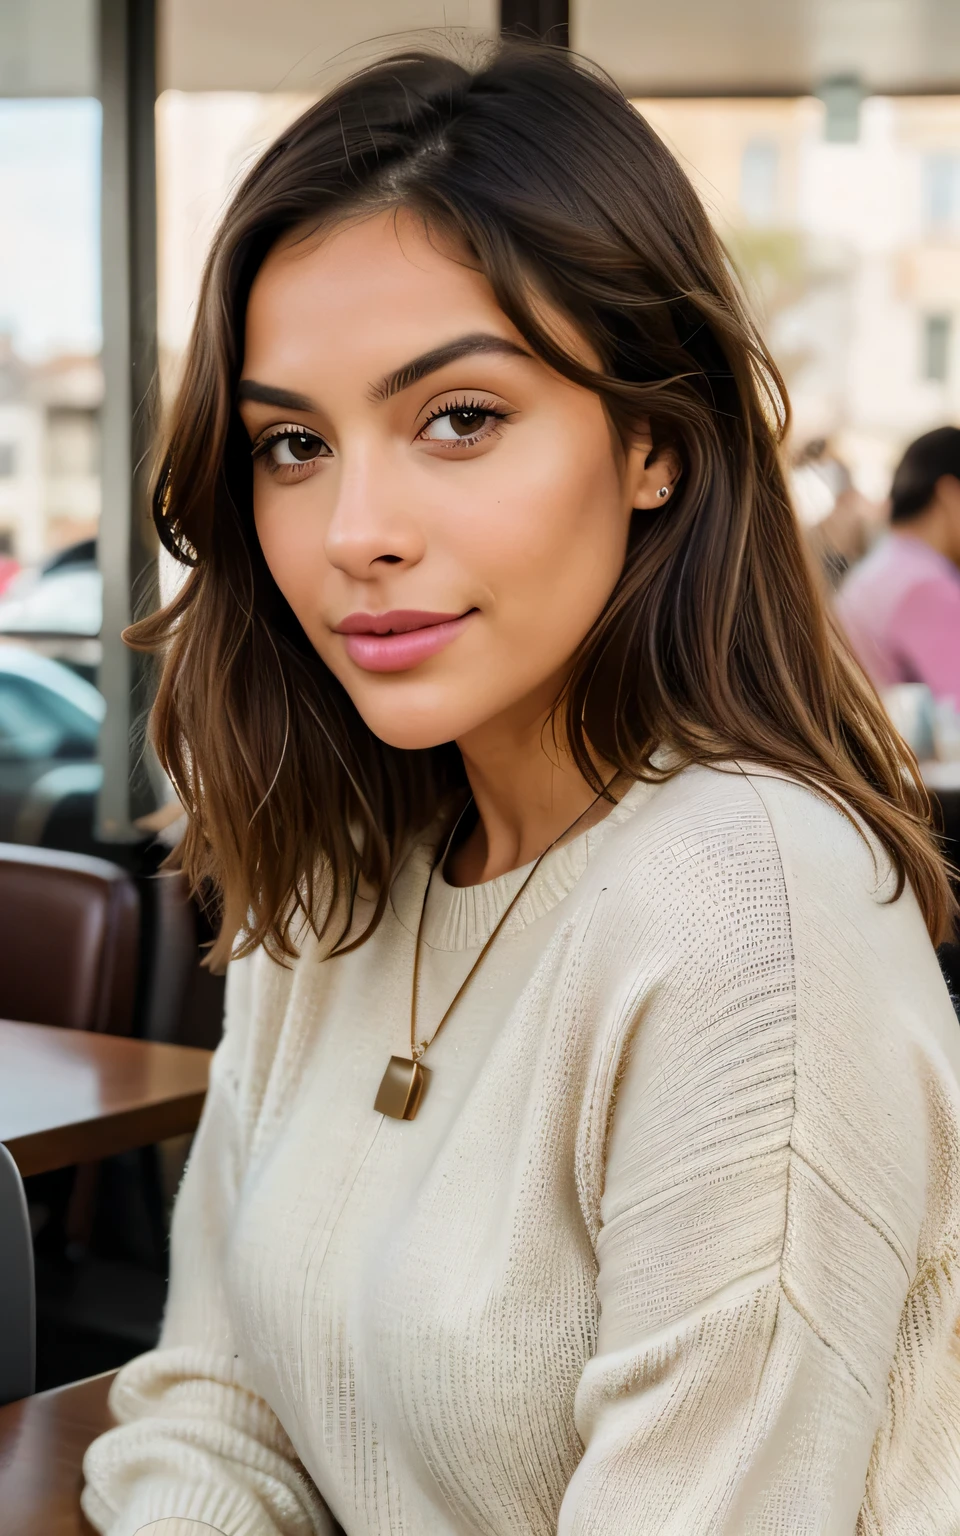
[80,954,334,1536]
[560,776,929,1534]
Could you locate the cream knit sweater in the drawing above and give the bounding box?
[81,765,960,1535]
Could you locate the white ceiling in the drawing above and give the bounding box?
[574,0,960,97]
[0,0,96,96]
[3,0,960,99]
[159,0,499,93]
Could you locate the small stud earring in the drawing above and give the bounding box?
[657,486,670,499]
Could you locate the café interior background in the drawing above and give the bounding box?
[2,0,960,1404]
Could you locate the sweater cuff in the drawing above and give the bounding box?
[132,1524,233,1535]
[80,1474,336,1536]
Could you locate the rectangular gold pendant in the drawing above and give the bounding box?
[374,1055,430,1120]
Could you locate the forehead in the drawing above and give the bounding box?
[244,209,515,379]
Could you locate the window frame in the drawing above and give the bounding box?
[96,0,162,842]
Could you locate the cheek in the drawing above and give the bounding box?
[468,415,629,625]
[254,489,329,615]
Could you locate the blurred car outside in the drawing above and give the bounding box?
[0,643,103,844]
[0,538,101,683]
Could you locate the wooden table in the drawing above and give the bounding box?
[0,1369,115,1535]
[0,1020,211,1176]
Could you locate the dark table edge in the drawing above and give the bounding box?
[5,1090,208,1176]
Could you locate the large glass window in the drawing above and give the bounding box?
[156,91,314,395]
[0,99,101,569]
[923,151,960,233]
[740,139,780,226]
[636,95,960,499]
[923,313,953,382]
[0,18,103,847]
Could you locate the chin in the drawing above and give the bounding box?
[349,690,479,753]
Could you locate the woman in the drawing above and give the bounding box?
[82,42,960,1536]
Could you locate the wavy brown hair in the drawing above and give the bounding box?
[131,40,956,966]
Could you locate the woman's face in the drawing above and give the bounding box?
[240,208,670,752]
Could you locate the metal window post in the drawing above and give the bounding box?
[499,0,569,46]
[97,0,160,843]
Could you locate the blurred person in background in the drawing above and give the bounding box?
[836,425,960,702]
[80,42,960,1536]
[0,531,20,595]
[790,436,878,588]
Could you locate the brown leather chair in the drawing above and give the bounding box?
[0,844,139,1037]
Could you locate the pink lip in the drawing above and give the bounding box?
[334,609,475,673]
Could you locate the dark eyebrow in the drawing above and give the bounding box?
[369,332,533,402]
[236,380,318,412]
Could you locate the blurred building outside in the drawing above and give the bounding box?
[639,94,960,502]
[0,92,101,570]
[0,339,101,569]
[2,81,960,580]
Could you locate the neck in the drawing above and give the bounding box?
[446,681,614,887]
[895,509,957,566]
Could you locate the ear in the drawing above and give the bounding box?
[623,419,682,512]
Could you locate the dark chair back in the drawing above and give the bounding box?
[0,844,139,1035]
[0,1142,34,1405]
[136,870,204,1045]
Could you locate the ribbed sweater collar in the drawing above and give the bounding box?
[390,776,653,953]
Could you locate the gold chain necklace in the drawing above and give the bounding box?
[374,787,609,1121]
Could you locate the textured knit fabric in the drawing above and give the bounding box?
[80,764,960,1535]
[836,531,960,700]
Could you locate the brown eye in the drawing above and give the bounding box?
[272,431,323,464]
[254,428,330,478]
[448,409,485,437]
[421,406,501,444]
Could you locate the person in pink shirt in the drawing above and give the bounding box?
[836,426,960,702]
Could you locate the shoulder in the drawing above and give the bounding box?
[592,765,799,1062]
[892,569,960,623]
[222,940,298,1052]
[593,764,959,1262]
[739,766,946,999]
[595,764,793,973]
[606,761,924,963]
[215,936,314,1130]
[602,756,959,1152]
[595,761,956,1093]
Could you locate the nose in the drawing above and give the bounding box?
[323,447,425,579]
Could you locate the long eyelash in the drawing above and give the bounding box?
[420,395,508,430]
[250,399,506,474]
[251,426,324,461]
